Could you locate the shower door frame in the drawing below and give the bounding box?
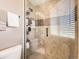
[75,0,78,59]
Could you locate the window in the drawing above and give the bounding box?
[51,0,75,38]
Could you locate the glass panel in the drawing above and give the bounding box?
[24,0,77,59]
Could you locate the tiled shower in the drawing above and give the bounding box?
[24,0,77,59]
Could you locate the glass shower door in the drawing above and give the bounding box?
[24,0,77,59]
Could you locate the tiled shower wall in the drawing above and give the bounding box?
[28,22,75,59]
[29,30,75,59]
[41,36,75,59]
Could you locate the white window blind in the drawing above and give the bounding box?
[59,11,75,38]
[51,0,75,38]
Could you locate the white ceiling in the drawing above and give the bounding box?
[29,0,49,6]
